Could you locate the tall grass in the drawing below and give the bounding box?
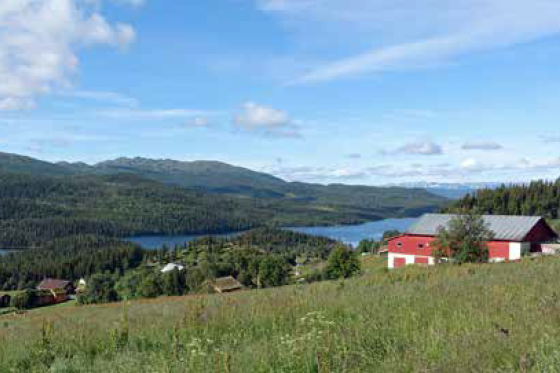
[2,257,560,372]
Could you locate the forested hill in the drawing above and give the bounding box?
[0,152,447,210]
[0,171,444,248]
[444,179,560,219]
[0,173,267,248]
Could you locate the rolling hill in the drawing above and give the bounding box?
[0,152,449,223]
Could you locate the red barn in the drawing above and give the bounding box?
[388,214,558,269]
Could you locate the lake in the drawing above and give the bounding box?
[0,250,21,256]
[126,217,418,250]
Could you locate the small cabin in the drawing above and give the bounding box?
[210,276,243,293]
[388,214,558,269]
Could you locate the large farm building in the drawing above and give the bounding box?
[388,214,558,269]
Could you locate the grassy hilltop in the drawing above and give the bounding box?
[2,256,560,372]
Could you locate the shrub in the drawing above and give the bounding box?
[324,245,361,279]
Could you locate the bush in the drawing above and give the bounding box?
[324,245,361,279]
[78,273,118,305]
[10,290,34,310]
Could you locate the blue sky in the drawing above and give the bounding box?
[3,0,560,185]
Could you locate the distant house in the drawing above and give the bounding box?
[37,278,75,294]
[210,276,243,293]
[161,263,185,273]
[388,214,558,269]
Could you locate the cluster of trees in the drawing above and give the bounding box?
[0,236,144,290]
[445,179,560,219]
[78,228,361,304]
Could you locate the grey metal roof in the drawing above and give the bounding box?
[407,214,544,241]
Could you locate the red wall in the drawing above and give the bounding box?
[388,235,436,256]
[389,234,512,260]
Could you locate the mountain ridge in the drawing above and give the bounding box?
[0,151,448,220]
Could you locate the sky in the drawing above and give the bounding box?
[3,0,560,185]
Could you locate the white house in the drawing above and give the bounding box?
[161,263,185,273]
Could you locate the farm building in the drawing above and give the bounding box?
[37,278,75,294]
[388,214,558,269]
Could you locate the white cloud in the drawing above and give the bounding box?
[462,141,503,151]
[234,102,301,138]
[397,141,443,156]
[234,102,290,129]
[0,0,137,111]
[256,1,560,83]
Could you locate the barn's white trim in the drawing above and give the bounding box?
[388,253,435,269]
[508,242,530,260]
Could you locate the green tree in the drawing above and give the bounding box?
[324,245,361,279]
[78,273,118,304]
[258,256,290,288]
[138,273,162,298]
[10,290,35,310]
[432,211,494,264]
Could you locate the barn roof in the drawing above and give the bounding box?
[407,214,551,241]
[37,278,72,290]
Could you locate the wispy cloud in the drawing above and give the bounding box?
[397,141,443,156]
[266,156,560,184]
[462,141,503,151]
[256,1,560,83]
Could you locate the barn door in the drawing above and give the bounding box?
[394,257,406,268]
[415,257,429,265]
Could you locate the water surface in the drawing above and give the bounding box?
[127,217,417,250]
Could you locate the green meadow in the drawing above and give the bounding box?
[2,256,560,372]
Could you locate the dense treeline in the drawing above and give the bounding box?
[444,179,560,219]
[0,236,144,290]
[0,173,270,247]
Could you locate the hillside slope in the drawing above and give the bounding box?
[2,257,560,372]
[0,152,72,176]
[0,152,448,224]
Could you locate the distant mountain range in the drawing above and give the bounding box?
[387,181,507,199]
[0,152,449,222]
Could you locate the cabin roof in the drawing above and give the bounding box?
[37,278,72,290]
[407,214,553,241]
[212,276,243,292]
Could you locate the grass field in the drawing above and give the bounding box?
[2,256,560,372]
